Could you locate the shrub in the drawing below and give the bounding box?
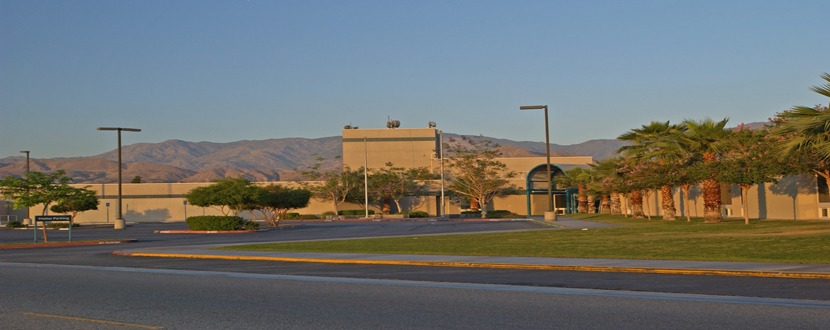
[283,212,301,220]
[406,211,429,218]
[186,216,257,231]
[338,209,374,216]
[297,214,319,220]
[47,222,80,229]
[5,221,25,229]
[243,221,260,231]
[486,210,521,218]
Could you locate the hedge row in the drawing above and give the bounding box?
[406,211,429,218]
[460,210,521,218]
[186,216,259,231]
[284,213,319,220]
[338,210,375,216]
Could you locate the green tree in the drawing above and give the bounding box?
[367,163,432,214]
[0,170,75,242]
[256,185,312,227]
[683,118,732,223]
[50,186,99,219]
[715,125,785,224]
[444,136,516,218]
[301,160,363,214]
[185,177,260,216]
[771,73,830,193]
[130,176,143,183]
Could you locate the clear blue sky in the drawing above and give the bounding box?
[2,0,828,159]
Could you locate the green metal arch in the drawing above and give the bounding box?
[525,164,570,216]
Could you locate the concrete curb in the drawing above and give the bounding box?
[1,239,137,249]
[111,251,830,280]
[154,230,257,234]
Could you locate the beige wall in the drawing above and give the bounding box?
[5,173,829,223]
[342,128,440,172]
[613,174,829,221]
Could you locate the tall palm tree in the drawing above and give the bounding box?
[683,118,731,223]
[772,73,830,193]
[618,121,688,220]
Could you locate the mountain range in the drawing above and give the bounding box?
[0,134,626,183]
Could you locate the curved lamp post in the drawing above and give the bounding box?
[97,127,141,230]
[520,105,556,221]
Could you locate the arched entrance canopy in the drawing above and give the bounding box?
[525,164,573,216]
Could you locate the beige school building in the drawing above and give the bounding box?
[3,127,830,224]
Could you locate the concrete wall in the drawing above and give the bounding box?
[342,128,440,172]
[4,173,829,223]
[613,174,829,221]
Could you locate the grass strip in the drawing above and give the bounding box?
[219,215,830,264]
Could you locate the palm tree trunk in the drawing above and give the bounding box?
[740,184,751,225]
[630,190,645,218]
[610,193,622,214]
[682,184,691,222]
[587,194,596,214]
[577,185,588,213]
[643,190,652,220]
[702,152,723,223]
[660,185,677,220]
[601,195,611,214]
[702,178,722,223]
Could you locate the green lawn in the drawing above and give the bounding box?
[220,215,830,264]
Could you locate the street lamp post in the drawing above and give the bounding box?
[97,127,141,230]
[520,105,556,221]
[19,150,30,225]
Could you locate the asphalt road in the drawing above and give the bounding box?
[2,262,829,330]
[2,221,830,328]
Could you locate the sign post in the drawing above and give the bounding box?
[34,215,73,243]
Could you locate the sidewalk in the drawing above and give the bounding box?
[114,217,830,280]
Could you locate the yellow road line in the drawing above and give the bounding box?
[24,312,163,329]
[118,251,830,280]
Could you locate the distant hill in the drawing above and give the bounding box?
[0,134,625,183]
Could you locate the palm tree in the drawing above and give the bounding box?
[590,158,624,215]
[617,121,688,220]
[772,73,830,193]
[562,167,593,213]
[683,118,731,223]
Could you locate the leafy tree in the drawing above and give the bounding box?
[130,176,143,183]
[771,73,830,193]
[301,160,363,214]
[256,185,311,227]
[0,170,75,242]
[683,118,732,223]
[715,125,785,224]
[614,158,651,219]
[185,177,260,216]
[367,163,432,214]
[50,186,99,219]
[443,136,516,218]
